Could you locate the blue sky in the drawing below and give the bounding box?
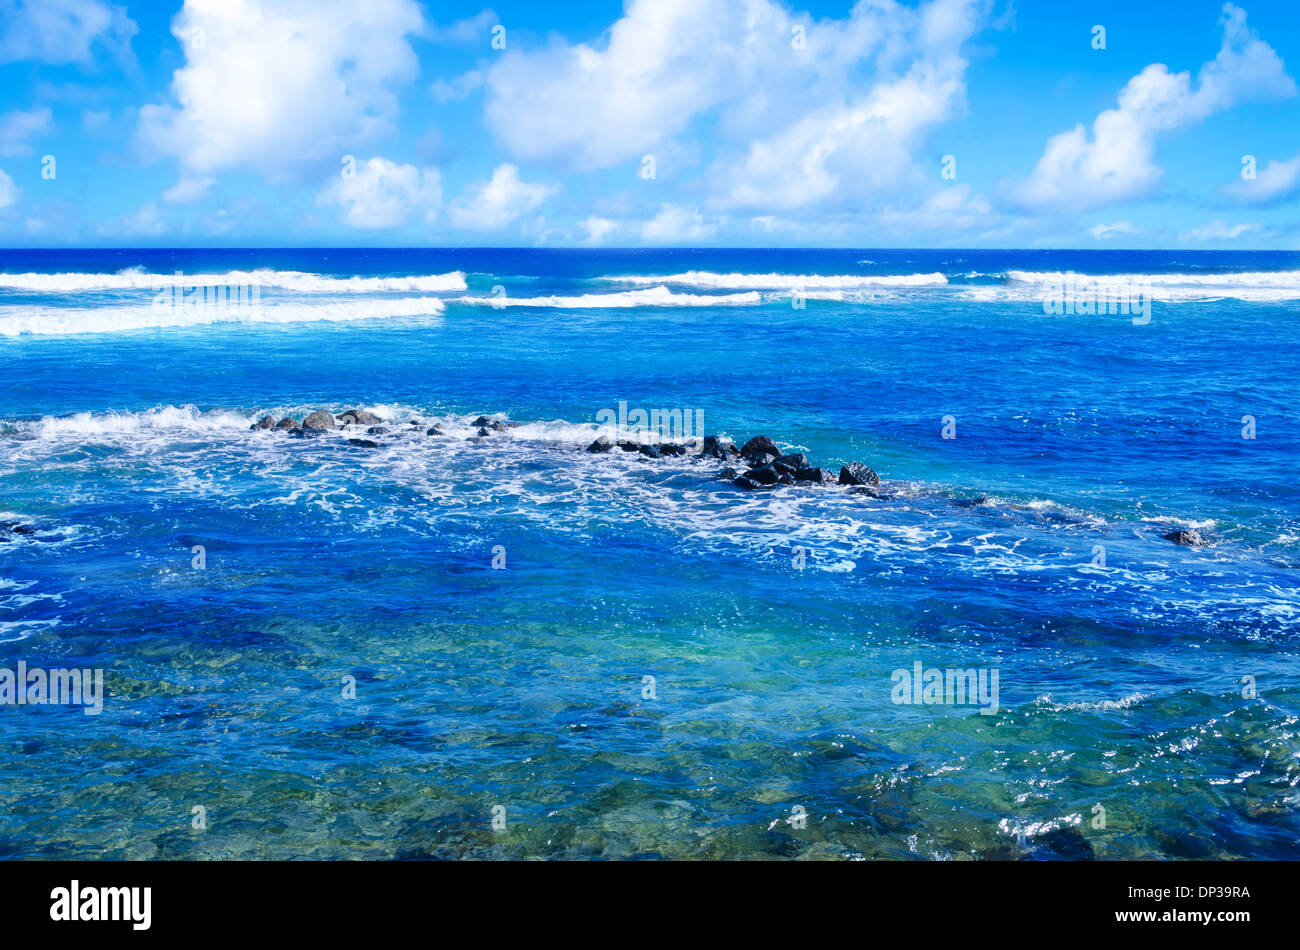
[1,0,1299,247]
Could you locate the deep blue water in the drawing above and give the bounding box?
[1,248,1297,859]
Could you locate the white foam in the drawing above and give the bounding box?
[455,286,762,308]
[1006,269,1300,302]
[0,296,447,336]
[0,269,467,293]
[596,271,949,290]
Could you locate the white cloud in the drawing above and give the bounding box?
[1007,4,1295,212]
[1179,220,1257,241]
[431,70,485,104]
[579,215,620,246]
[0,167,18,209]
[0,107,52,156]
[482,0,985,212]
[1226,152,1300,204]
[317,157,442,229]
[161,176,215,204]
[1089,221,1142,239]
[0,0,137,65]
[876,184,994,231]
[448,163,556,231]
[432,10,498,45]
[138,0,425,182]
[640,204,720,243]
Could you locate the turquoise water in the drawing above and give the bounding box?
[1,248,1298,859]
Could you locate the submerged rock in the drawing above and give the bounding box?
[302,410,336,431]
[337,409,382,426]
[347,438,380,448]
[426,425,444,436]
[1164,528,1206,546]
[250,415,275,430]
[366,426,389,435]
[586,435,615,453]
[839,462,880,486]
[472,415,514,431]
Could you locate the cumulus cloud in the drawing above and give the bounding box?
[1089,221,1142,239]
[161,175,215,204]
[0,0,137,65]
[448,163,555,231]
[1006,4,1295,212]
[0,167,18,209]
[1179,220,1257,241]
[481,0,986,212]
[1226,152,1300,205]
[0,107,52,156]
[640,204,721,243]
[317,156,442,229]
[138,0,425,182]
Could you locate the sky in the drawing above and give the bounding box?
[0,0,1299,248]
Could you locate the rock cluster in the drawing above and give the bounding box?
[586,430,879,492]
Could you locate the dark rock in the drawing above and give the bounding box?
[720,467,739,479]
[749,452,778,467]
[794,467,838,485]
[477,427,492,437]
[274,417,296,430]
[850,485,886,497]
[337,409,382,426]
[472,415,512,431]
[302,410,336,431]
[250,415,275,430]
[638,444,662,459]
[617,441,640,452]
[366,426,389,435]
[739,435,782,459]
[347,439,380,448]
[777,473,795,485]
[743,465,780,486]
[586,436,615,453]
[426,425,444,436]
[839,462,880,486]
[702,435,737,458]
[733,476,770,490]
[1019,826,1096,861]
[775,453,809,471]
[1164,528,1206,547]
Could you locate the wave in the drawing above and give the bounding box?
[594,271,949,290]
[0,269,468,294]
[455,286,762,308]
[1005,269,1300,302]
[0,297,447,336]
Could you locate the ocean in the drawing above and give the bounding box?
[1,247,1297,859]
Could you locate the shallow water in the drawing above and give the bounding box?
[1,248,1298,859]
